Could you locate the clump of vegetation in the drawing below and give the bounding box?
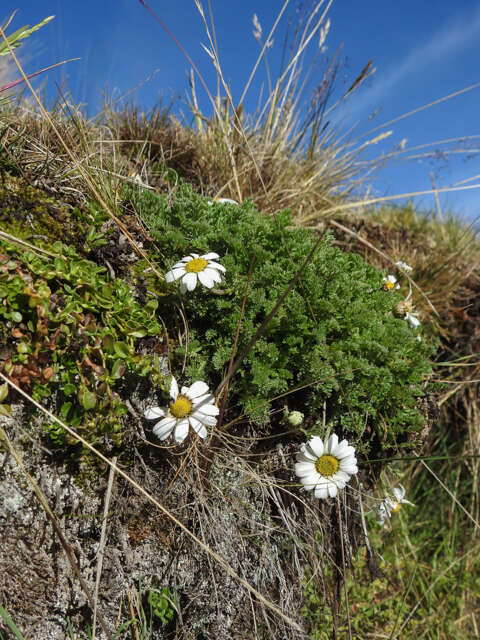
[0,224,164,454]
[304,453,480,640]
[128,181,435,455]
[147,587,177,626]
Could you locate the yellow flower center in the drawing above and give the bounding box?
[185,258,208,273]
[384,280,395,291]
[391,503,402,514]
[170,395,193,419]
[315,454,339,477]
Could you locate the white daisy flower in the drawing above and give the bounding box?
[165,252,226,292]
[295,434,358,499]
[395,260,413,273]
[377,485,414,525]
[405,311,421,328]
[207,197,239,206]
[144,376,219,443]
[383,274,400,291]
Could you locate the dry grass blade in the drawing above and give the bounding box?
[328,218,439,316]
[0,229,58,258]
[0,372,304,633]
[342,59,375,99]
[0,427,113,640]
[357,79,480,141]
[394,544,479,639]
[0,21,164,282]
[416,454,480,530]
[92,457,117,640]
[302,183,480,221]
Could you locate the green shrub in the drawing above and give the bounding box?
[0,238,163,452]
[127,182,435,451]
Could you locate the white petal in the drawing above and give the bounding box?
[333,478,346,490]
[179,282,187,294]
[339,452,357,465]
[341,462,358,475]
[191,411,217,427]
[190,417,208,438]
[406,313,421,328]
[169,376,179,400]
[297,446,317,463]
[327,483,338,498]
[194,402,219,416]
[153,417,177,440]
[203,267,223,283]
[332,440,349,458]
[165,268,185,282]
[191,393,212,405]
[338,445,356,460]
[187,381,210,398]
[201,252,220,260]
[198,270,215,288]
[295,462,316,477]
[332,439,356,460]
[307,436,324,458]
[174,419,190,443]
[172,258,190,268]
[205,261,226,272]
[300,471,321,489]
[339,456,357,473]
[326,434,339,453]
[144,406,166,420]
[215,198,238,205]
[191,421,208,439]
[182,272,197,291]
[395,261,413,272]
[392,486,405,501]
[333,470,351,483]
[314,485,329,500]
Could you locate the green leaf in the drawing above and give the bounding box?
[0,404,12,418]
[0,383,8,402]
[62,383,76,396]
[0,603,25,640]
[128,329,146,338]
[113,341,131,358]
[10,311,22,323]
[0,15,54,58]
[114,403,128,416]
[60,402,72,419]
[78,388,97,410]
[111,360,126,379]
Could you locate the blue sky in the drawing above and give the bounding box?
[3,0,480,221]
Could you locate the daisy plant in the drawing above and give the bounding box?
[295,434,358,499]
[165,252,226,292]
[395,260,413,273]
[207,197,239,206]
[405,311,421,329]
[382,274,400,291]
[377,485,414,525]
[144,376,219,443]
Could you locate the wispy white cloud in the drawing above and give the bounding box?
[351,5,480,116]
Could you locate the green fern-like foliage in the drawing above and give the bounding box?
[128,182,435,450]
